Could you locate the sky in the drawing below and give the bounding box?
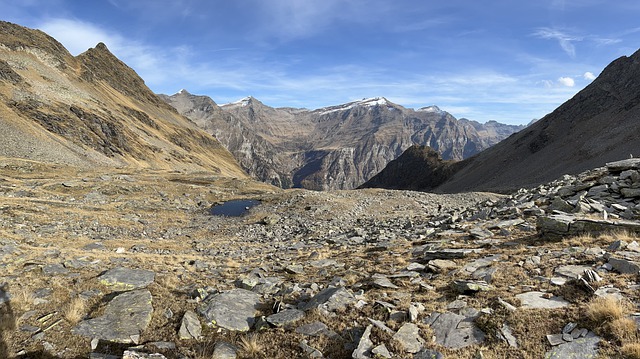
[2,0,639,125]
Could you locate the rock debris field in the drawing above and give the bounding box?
[0,158,639,358]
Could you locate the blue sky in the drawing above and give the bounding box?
[2,0,639,124]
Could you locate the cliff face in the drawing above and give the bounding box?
[0,21,245,177]
[363,49,640,193]
[164,93,523,190]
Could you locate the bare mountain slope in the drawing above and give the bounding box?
[363,49,640,193]
[163,92,523,190]
[0,21,245,177]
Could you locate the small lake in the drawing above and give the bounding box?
[209,199,261,217]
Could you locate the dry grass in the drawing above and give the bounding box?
[622,343,640,359]
[610,317,639,343]
[63,296,86,324]
[586,296,632,324]
[12,287,35,312]
[237,334,263,359]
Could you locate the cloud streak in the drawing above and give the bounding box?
[533,27,582,58]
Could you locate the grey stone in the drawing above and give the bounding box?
[122,351,167,359]
[371,274,398,289]
[368,318,394,334]
[198,289,261,331]
[544,333,600,359]
[516,292,569,309]
[427,259,457,272]
[469,227,493,239]
[546,334,565,346]
[413,349,445,359]
[371,344,392,358]
[425,311,485,349]
[266,309,305,327]
[607,158,640,172]
[392,323,424,353]
[452,280,493,294]
[73,289,153,343]
[352,325,374,359]
[212,341,237,359]
[554,265,593,279]
[488,218,525,229]
[285,264,304,274]
[621,188,640,198]
[303,286,356,312]
[562,333,573,342]
[594,287,625,300]
[608,257,640,274]
[498,323,518,348]
[98,267,155,291]
[300,340,324,358]
[178,310,201,340]
[42,263,69,276]
[406,262,426,271]
[562,322,578,334]
[296,321,329,336]
[462,255,502,273]
[422,248,482,261]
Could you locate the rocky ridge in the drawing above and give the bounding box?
[363,49,640,193]
[1,157,639,358]
[162,92,524,190]
[0,21,245,176]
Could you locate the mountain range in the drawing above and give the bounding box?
[362,48,640,193]
[162,92,524,190]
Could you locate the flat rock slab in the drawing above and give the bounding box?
[302,286,356,312]
[178,310,202,340]
[423,248,482,261]
[296,321,329,336]
[608,257,640,274]
[554,265,593,279]
[516,292,570,309]
[606,158,640,172]
[425,311,485,349]
[73,289,153,343]
[414,349,445,359]
[266,309,305,327]
[198,288,261,331]
[392,322,424,353]
[352,324,374,359]
[98,267,155,291]
[545,333,600,359]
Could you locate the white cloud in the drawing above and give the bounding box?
[558,76,575,87]
[533,27,582,58]
[583,71,596,80]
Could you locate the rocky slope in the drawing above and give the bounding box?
[1,156,639,359]
[162,93,523,190]
[363,49,640,193]
[0,21,245,177]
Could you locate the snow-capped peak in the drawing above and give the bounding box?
[417,105,443,114]
[222,96,253,107]
[315,97,392,115]
[175,88,190,95]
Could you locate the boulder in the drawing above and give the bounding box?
[73,289,153,343]
[198,289,261,331]
[98,267,155,291]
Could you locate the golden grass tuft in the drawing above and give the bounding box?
[12,287,35,312]
[622,342,640,359]
[586,296,632,324]
[63,296,86,324]
[610,317,639,343]
[237,334,263,358]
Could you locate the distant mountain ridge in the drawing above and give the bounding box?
[362,49,640,193]
[163,92,524,190]
[0,21,245,176]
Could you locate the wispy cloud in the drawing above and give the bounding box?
[583,71,596,80]
[533,27,582,58]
